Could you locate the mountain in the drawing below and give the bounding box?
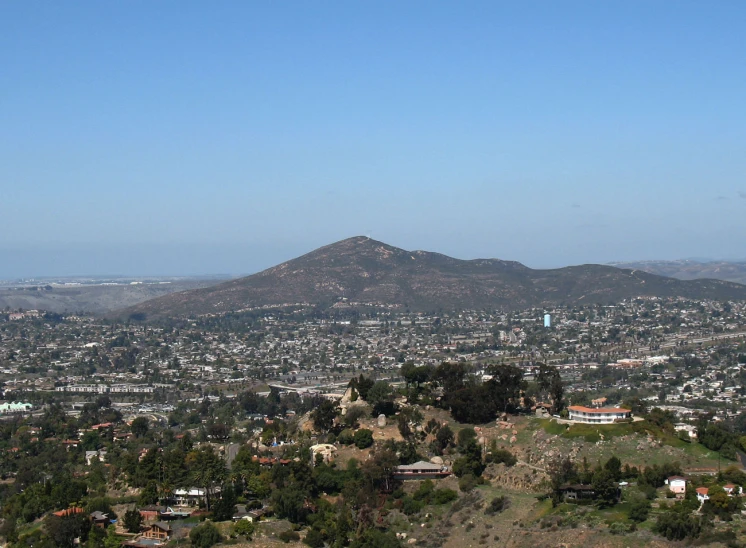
[0,278,227,315]
[122,237,746,318]
[609,260,746,286]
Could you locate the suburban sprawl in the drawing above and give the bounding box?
[3,297,746,547]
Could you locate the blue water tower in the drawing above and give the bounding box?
[544,314,551,328]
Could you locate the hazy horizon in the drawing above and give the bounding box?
[2,238,746,280]
[3,2,745,278]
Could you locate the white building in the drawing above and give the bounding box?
[568,406,631,424]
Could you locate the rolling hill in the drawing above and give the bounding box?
[122,237,746,318]
[609,259,746,285]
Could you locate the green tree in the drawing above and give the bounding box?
[354,429,374,449]
[123,508,142,533]
[312,400,339,432]
[186,447,227,511]
[130,417,149,438]
[189,521,223,548]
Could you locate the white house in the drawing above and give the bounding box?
[665,476,686,497]
[696,487,709,503]
[568,406,631,424]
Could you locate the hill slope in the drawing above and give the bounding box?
[610,259,746,285]
[123,237,746,317]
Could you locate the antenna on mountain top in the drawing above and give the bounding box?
[366,230,373,240]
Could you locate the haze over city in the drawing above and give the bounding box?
[2,1,746,277]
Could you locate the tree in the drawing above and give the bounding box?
[312,400,339,432]
[434,425,454,454]
[354,429,374,449]
[123,508,142,533]
[232,519,254,539]
[549,372,565,414]
[45,514,91,548]
[211,485,237,522]
[628,498,651,523]
[186,447,227,511]
[591,469,618,508]
[130,417,149,438]
[189,521,223,548]
[604,456,622,481]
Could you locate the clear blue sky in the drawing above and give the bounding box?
[2,1,745,277]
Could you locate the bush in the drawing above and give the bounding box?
[232,519,255,538]
[354,429,374,449]
[337,429,355,445]
[432,488,458,505]
[189,521,223,548]
[304,528,325,548]
[486,449,517,467]
[279,530,301,543]
[485,496,510,515]
[628,498,651,523]
[401,496,425,515]
[459,474,479,493]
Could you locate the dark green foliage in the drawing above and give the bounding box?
[123,508,142,533]
[232,519,254,538]
[458,474,479,492]
[401,496,425,515]
[44,514,91,548]
[279,530,301,543]
[432,488,458,505]
[211,485,237,521]
[189,521,223,548]
[354,429,374,449]
[433,425,454,454]
[654,504,701,541]
[304,527,326,548]
[485,496,510,515]
[312,399,339,432]
[486,448,516,466]
[349,528,402,548]
[628,498,651,522]
[130,416,149,438]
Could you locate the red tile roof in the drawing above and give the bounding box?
[568,406,631,414]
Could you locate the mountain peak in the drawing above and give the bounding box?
[122,238,746,318]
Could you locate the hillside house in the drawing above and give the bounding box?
[666,476,687,497]
[568,406,631,424]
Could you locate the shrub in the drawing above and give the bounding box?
[304,528,325,548]
[337,429,355,445]
[486,449,517,467]
[353,429,374,449]
[401,496,425,515]
[279,530,301,543]
[459,474,478,493]
[232,519,255,538]
[189,521,223,548]
[432,488,458,505]
[485,496,510,515]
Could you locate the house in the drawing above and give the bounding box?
[567,406,632,424]
[558,484,596,501]
[142,521,171,541]
[723,484,743,497]
[696,487,709,503]
[89,511,109,528]
[139,505,165,522]
[172,487,220,507]
[392,461,451,480]
[666,476,686,497]
[53,507,85,518]
[85,449,107,465]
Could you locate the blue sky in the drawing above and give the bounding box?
[1,1,745,277]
